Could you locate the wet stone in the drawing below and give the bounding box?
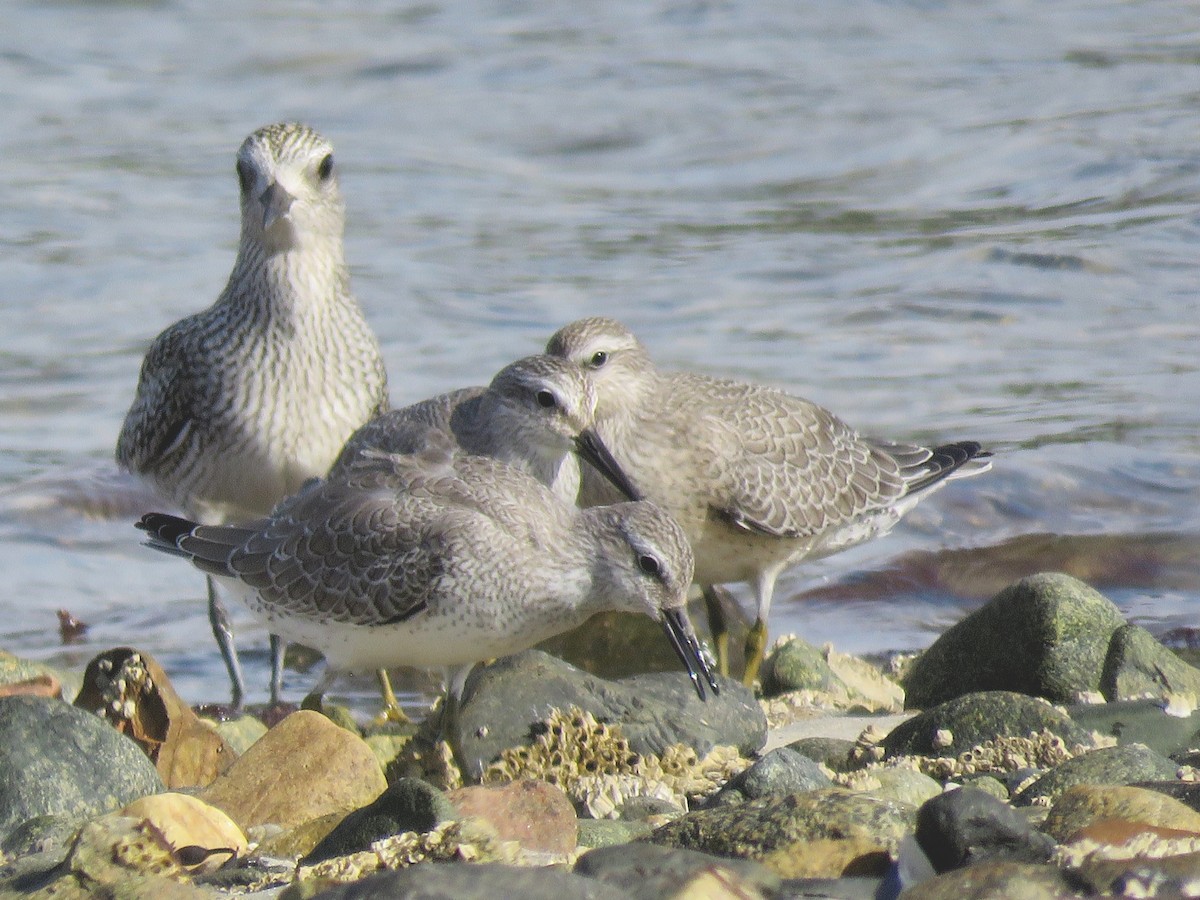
[287,861,628,900]
[1041,784,1200,842]
[706,747,831,806]
[902,573,1127,708]
[882,690,1092,758]
[575,842,781,899]
[301,777,458,864]
[646,787,916,874]
[1014,742,1179,806]
[1100,623,1200,702]
[0,695,164,844]
[915,786,1056,872]
[453,650,764,781]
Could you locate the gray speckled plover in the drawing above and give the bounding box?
[117,122,388,709]
[546,316,991,685]
[135,446,718,740]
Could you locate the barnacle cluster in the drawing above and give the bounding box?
[90,652,155,725]
[295,819,515,885]
[843,726,1107,786]
[481,706,747,817]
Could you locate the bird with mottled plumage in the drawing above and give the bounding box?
[329,353,637,507]
[546,317,992,685]
[135,447,718,766]
[117,122,389,709]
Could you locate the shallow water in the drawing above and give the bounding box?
[1,0,1198,710]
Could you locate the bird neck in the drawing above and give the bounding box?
[223,236,351,321]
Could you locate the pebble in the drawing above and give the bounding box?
[120,792,247,874]
[199,709,386,831]
[301,776,457,864]
[915,786,1056,871]
[447,780,578,854]
[705,747,831,806]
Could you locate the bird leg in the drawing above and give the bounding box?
[742,618,768,687]
[702,585,733,677]
[207,576,246,710]
[268,634,285,707]
[369,668,412,726]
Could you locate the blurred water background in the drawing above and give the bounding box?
[1,0,1198,710]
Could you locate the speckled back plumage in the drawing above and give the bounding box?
[329,354,597,503]
[116,123,388,525]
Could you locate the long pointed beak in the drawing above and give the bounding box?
[661,607,720,701]
[259,181,295,230]
[574,428,642,501]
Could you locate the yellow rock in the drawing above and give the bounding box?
[199,710,386,831]
[121,792,247,873]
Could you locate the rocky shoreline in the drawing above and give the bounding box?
[3,572,1200,898]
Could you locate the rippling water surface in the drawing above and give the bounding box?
[2,0,1198,708]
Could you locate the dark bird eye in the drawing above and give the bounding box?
[317,154,334,181]
[638,554,661,576]
[235,158,253,194]
[535,390,556,409]
[590,351,608,368]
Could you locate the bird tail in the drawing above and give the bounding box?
[135,512,256,578]
[879,440,992,497]
[136,512,200,557]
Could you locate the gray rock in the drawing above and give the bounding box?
[915,786,1056,872]
[902,573,1126,707]
[1014,742,1179,806]
[0,696,164,844]
[786,736,857,773]
[779,876,887,899]
[897,860,1079,900]
[882,690,1093,758]
[647,787,916,858]
[575,843,780,898]
[708,747,831,806]
[576,818,652,848]
[453,650,764,780]
[1069,697,1200,758]
[760,636,834,698]
[300,777,458,864]
[860,768,942,808]
[303,862,626,899]
[1101,624,1200,701]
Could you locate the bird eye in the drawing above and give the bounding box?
[590,351,608,369]
[535,390,557,409]
[317,154,334,181]
[235,159,253,194]
[637,554,661,576]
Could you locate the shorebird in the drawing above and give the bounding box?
[546,317,991,686]
[135,447,718,764]
[329,353,637,506]
[116,122,389,710]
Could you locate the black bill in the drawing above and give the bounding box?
[661,607,720,701]
[574,428,643,501]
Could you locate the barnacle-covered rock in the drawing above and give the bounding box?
[294,819,517,886]
[481,706,747,816]
[74,647,234,789]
